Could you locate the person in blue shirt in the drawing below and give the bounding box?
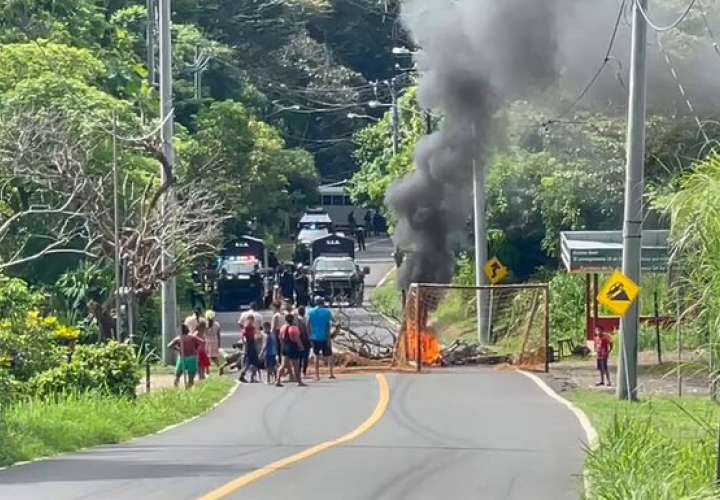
[308,296,335,381]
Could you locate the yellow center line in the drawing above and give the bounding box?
[198,373,391,500]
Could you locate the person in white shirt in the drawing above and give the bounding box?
[184,307,203,333]
[238,302,263,330]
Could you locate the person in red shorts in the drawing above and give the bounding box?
[594,327,613,387]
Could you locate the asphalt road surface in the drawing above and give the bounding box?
[0,237,587,499]
[215,237,396,349]
[224,369,586,500]
[0,369,586,500]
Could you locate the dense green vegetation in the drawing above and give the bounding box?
[0,377,233,467]
[0,0,408,354]
[572,391,720,500]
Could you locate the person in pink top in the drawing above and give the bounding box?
[594,327,614,387]
[204,310,222,372]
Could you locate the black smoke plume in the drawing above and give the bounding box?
[389,0,560,289]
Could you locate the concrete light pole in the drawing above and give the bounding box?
[472,123,490,344]
[159,0,177,363]
[617,0,648,401]
[389,78,400,156]
[146,0,157,86]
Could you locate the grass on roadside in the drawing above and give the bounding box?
[569,390,720,500]
[371,271,403,321]
[0,376,234,467]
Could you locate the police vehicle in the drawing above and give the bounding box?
[310,234,369,307]
[296,208,334,246]
[214,236,268,310]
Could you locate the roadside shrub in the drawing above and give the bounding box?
[548,273,585,344]
[29,362,104,398]
[0,368,22,406]
[0,311,67,381]
[29,341,139,398]
[586,415,718,500]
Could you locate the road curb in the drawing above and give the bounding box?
[518,370,598,498]
[0,378,240,472]
[199,373,391,499]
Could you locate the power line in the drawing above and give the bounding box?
[634,0,697,32]
[542,0,627,128]
[655,32,714,150]
[697,0,720,58]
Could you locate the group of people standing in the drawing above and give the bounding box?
[168,308,223,388]
[270,265,311,308]
[236,298,336,387]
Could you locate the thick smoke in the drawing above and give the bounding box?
[389,0,560,289]
[390,0,720,290]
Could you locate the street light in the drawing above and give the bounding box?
[265,104,301,119]
[368,100,391,109]
[392,46,416,55]
[347,112,380,122]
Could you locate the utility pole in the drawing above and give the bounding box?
[472,123,490,344]
[159,0,177,364]
[112,113,122,342]
[617,0,648,401]
[193,46,200,100]
[146,0,157,86]
[389,78,400,155]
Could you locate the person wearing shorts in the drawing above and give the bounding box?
[308,297,335,381]
[278,314,306,387]
[594,328,613,387]
[169,324,204,389]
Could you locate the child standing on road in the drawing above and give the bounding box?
[594,327,613,387]
[169,324,204,389]
[240,315,260,383]
[262,321,279,384]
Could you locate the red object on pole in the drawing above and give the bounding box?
[416,285,422,373]
[585,273,592,340]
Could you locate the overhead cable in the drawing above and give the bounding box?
[634,0,697,32]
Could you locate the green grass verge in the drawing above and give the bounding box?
[0,376,234,467]
[569,390,720,500]
[371,271,403,321]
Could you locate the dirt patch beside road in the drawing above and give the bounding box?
[541,350,710,397]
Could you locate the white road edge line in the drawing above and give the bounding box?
[518,370,598,497]
[375,266,395,290]
[0,380,241,472]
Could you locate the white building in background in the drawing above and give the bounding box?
[318,180,368,228]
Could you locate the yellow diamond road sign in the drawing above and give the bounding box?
[597,271,641,317]
[484,257,508,285]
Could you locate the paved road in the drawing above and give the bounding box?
[215,237,396,349]
[0,369,586,500]
[227,369,586,500]
[0,237,587,499]
[0,377,379,499]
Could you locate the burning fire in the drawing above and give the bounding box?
[405,328,442,365]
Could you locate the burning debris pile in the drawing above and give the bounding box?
[441,340,508,367]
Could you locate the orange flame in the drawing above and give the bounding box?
[406,328,442,365]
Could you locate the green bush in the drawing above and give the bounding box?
[549,273,585,344]
[29,341,139,398]
[0,312,67,382]
[0,369,21,406]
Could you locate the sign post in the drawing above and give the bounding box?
[483,257,509,343]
